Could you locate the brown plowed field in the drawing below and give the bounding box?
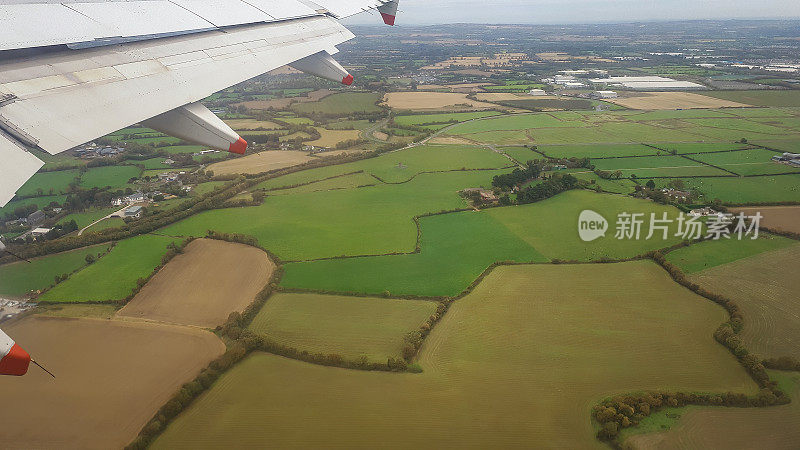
[0,316,224,449]
[118,239,274,328]
[732,205,800,234]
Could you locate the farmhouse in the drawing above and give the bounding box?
[124,206,143,219]
[661,188,691,201]
[26,210,45,226]
[30,227,51,238]
[689,207,721,217]
[528,89,547,96]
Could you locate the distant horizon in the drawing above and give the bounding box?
[347,17,800,27]
[344,0,800,26]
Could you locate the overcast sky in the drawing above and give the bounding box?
[345,0,800,25]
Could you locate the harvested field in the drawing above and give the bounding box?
[248,293,437,362]
[689,244,800,358]
[626,371,800,450]
[223,119,282,130]
[0,316,224,449]
[117,239,274,328]
[607,92,751,110]
[207,150,313,175]
[382,92,501,111]
[154,261,755,448]
[474,92,551,102]
[307,128,361,148]
[732,205,800,234]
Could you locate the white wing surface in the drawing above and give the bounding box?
[0,0,399,207]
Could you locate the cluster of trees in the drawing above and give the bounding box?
[516,173,579,205]
[594,169,624,180]
[334,138,368,150]
[593,387,787,443]
[492,161,543,190]
[400,301,449,362]
[763,356,800,372]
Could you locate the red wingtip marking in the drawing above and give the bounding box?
[380,12,396,26]
[0,343,30,376]
[228,137,248,155]
[342,74,354,86]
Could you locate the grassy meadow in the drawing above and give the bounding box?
[37,234,178,302]
[0,244,110,297]
[153,261,755,448]
[248,293,438,362]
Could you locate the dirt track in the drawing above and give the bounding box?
[117,239,274,328]
[0,316,224,449]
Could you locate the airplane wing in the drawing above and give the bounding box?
[0,0,400,207]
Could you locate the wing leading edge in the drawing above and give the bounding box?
[0,0,400,208]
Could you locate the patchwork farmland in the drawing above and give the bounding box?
[3,56,800,449]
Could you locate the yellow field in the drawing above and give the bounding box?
[223,119,282,130]
[153,261,754,448]
[307,128,362,148]
[474,92,558,102]
[207,150,313,175]
[607,92,751,110]
[117,239,274,328]
[0,316,224,449]
[382,92,501,111]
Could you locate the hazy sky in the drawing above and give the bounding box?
[345,0,800,25]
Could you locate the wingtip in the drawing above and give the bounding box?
[228,137,248,155]
[342,74,354,86]
[380,12,396,26]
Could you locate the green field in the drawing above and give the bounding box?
[485,190,688,260]
[57,207,118,229]
[164,170,502,261]
[281,210,547,297]
[445,109,800,146]
[154,261,755,448]
[282,190,692,296]
[592,155,729,177]
[394,111,501,126]
[270,172,377,195]
[647,175,800,204]
[37,234,178,302]
[665,234,796,273]
[248,293,437,362]
[80,166,141,189]
[690,148,800,176]
[0,245,110,297]
[292,92,382,116]
[83,217,126,234]
[15,170,80,197]
[539,143,659,159]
